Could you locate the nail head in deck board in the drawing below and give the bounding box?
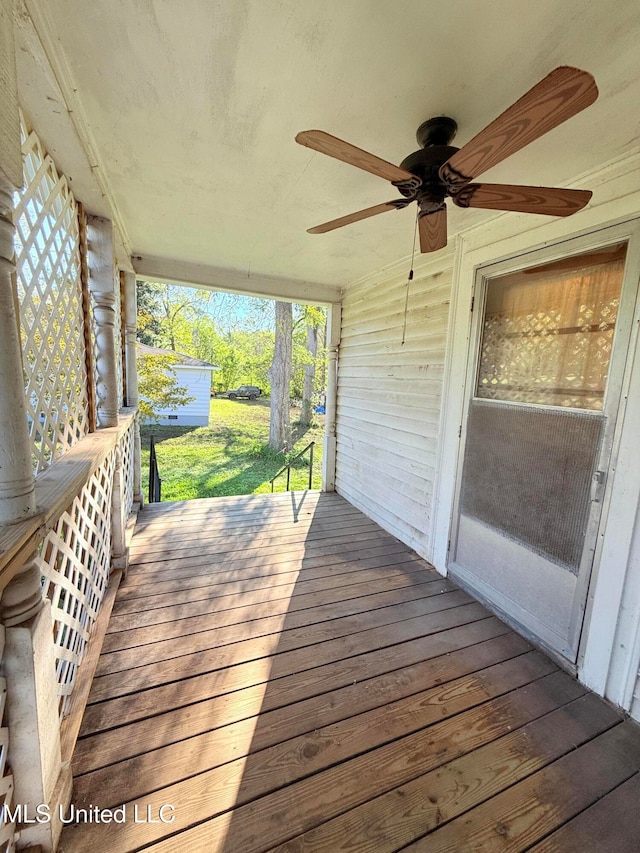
[73,649,555,809]
[79,618,510,736]
[402,719,640,852]
[73,632,533,775]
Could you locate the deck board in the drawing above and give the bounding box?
[61,491,640,852]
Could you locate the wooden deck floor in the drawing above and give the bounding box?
[60,491,640,852]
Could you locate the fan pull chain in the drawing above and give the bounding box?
[401,210,419,345]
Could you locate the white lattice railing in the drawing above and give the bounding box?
[0,629,17,853]
[39,451,116,717]
[8,118,139,718]
[13,117,90,475]
[0,102,141,839]
[119,416,136,520]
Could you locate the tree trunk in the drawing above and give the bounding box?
[301,322,318,426]
[268,301,292,451]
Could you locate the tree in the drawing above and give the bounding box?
[297,306,325,426]
[136,281,213,351]
[136,281,164,345]
[137,354,195,423]
[268,302,292,451]
[300,322,319,425]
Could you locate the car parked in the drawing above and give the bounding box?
[226,385,263,400]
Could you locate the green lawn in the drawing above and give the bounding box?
[140,398,325,502]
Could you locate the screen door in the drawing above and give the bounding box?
[450,243,628,662]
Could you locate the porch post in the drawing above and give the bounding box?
[110,447,128,571]
[0,5,36,522]
[87,215,119,428]
[1,559,72,851]
[322,303,341,492]
[122,270,144,504]
[0,186,36,524]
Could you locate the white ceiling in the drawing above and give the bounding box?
[18,0,640,289]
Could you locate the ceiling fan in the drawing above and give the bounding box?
[295,67,598,253]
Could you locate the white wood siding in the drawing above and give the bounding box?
[335,262,452,561]
[154,367,213,427]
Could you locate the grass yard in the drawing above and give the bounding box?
[140,398,325,502]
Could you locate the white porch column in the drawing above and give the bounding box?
[110,446,128,572]
[122,271,139,407]
[322,303,341,493]
[122,270,144,504]
[87,215,119,428]
[1,559,72,851]
[0,184,36,524]
[0,0,36,524]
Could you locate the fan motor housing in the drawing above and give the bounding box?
[396,116,460,206]
[416,116,458,148]
[399,145,460,206]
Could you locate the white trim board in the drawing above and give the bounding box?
[134,256,341,306]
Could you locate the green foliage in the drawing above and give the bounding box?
[291,305,326,400]
[135,281,327,399]
[135,281,164,345]
[137,353,195,423]
[140,398,324,499]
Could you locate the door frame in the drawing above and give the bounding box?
[433,215,640,698]
[450,226,637,664]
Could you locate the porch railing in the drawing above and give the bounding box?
[270,441,315,492]
[0,413,137,716]
[149,435,162,503]
[0,103,142,851]
[39,415,136,716]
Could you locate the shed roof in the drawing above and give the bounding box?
[136,343,219,370]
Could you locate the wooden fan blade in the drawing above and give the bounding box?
[307,200,411,234]
[451,183,592,216]
[419,208,447,253]
[296,130,417,184]
[440,67,598,187]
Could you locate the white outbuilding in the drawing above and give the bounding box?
[137,343,219,427]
